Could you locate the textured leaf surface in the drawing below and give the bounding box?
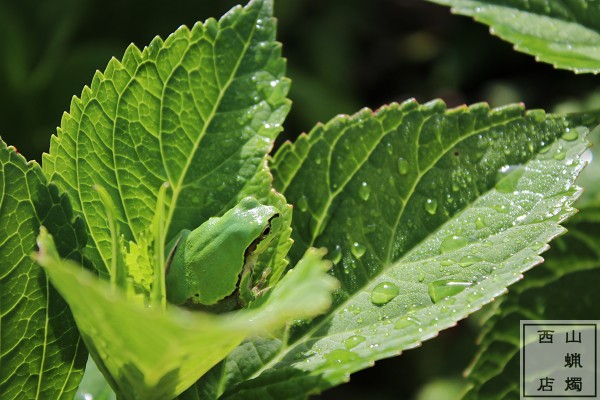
[42,0,290,275]
[194,100,594,398]
[428,0,600,73]
[462,203,600,400]
[0,141,87,399]
[36,229,336,400]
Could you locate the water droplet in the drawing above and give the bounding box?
[440,235,468,253]
[397,157,409,175]
[325,349,359,365]
[539,144,551,154]
[440,258,454,267]
[297,195,308,212]
[394,316,421,330]
[452,182,460,192]
[428,280,472,303]
[315,155,322,165]
[424,198,438,215]
[270,80,279,88]
[371,282,400,306]
[562,128,578,141]
[496,165,524,193]
[553,146,566,160]
[492,204,508,213]
[385,142,394,155]
[418,272,425,282]
[458,255,483,268]
[344,335,366,350]
[351,242,366,259]
[330,245,342,265]
[475,216,485,229]
[348,304,362,314]
[358,182,371,201]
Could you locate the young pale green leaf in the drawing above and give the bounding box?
[192,100,595,398]
[428,0,600,73]
[462,203,600,399]
[0,140,87,399]
[42,0,290,276]
[35,228,336,400]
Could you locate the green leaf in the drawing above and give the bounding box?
[427,0,600,73]
[462,203,600,399]
[0,140,87,399]
[42,0,290,276]
[196,100,594,398]
[35,228,336,400]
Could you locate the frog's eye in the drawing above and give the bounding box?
[262,225,271,236]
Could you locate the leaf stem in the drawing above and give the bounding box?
[94,185,125,291]
[151,182,170,310]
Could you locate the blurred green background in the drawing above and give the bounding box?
[2,0,599,398]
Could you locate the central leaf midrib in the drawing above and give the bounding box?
[164,12,259,236]
[255,111,528,382]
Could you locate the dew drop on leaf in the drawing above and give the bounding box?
[385,142,394,155]
[428,280,472,303]
[344,335,366,349]
[539,144,551,154]
[496,165,524,193]
[424,198,438,215]
[475,216,485,229]
[297,195,308,212]
[330,245,342,265]
[439,235,468,253]
[397,157,409,175]
[394,316,421,330]
[553,146,566,160]
[371,282,400,306]
[562,128,578,141]
[358,182,371,201]
[440,258,454,267]
[351,242,366,259]
[325,349,359,365]
[458,255,483,268]
[418,272,425,282]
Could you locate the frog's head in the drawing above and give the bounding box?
[164,197,279,312]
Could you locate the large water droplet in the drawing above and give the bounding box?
[351,242,366,259]
[344,335,366,350]
[347,304,362,314]
[385,142,394,155]
[297,195,308,212]
[325,349,359,365]
[358,182,371,201]
[371,282,400,305]
[330,245,342,265]
[440,235,468,253]
[397,157,409,175]
[553,146,566,160]
[424,198,438,215]
[458,255,483,268]
[475,216,486,230]
[440,258,454,267]
[496,165,524,193]
[428,280,472,303]
[394,316,420,330]
[562,128,578,141]
[418,272,425,282]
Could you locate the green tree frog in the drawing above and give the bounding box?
[165,197,279,312]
